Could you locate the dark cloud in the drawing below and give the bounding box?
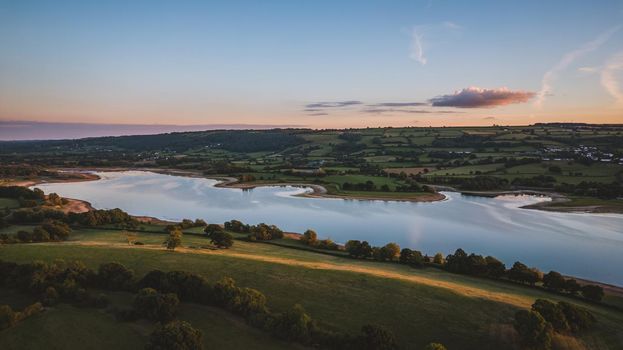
[482,116,496,120]
[429,87,535,108]
[307,112,329,116]
[368,102,427,107]
[305,100,363,109]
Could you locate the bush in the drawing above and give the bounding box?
[399,248,424,266]
[581,284,604,302]
[0,305,16,330]
[133,288,179,322]
[146,320,203,350]
[558,302,595,333]
[42,286,60,306]
[207,230,234,249]
[98,262,134,291]
[301,229,318,246]
[424,343,447,350]
[514,310,553,350]
[531,299,569,332]
[357,324,398,350]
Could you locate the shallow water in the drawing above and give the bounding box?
[36,171,623,286]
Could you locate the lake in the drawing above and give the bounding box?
[35,171,623,286]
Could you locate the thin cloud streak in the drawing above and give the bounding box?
[535,25,621,108]
[409,28,427,65]
[305,101,363,109]
[601,50,623,105]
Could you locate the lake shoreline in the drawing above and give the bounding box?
[8,166,620,212]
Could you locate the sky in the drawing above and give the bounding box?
[1,0,622,139]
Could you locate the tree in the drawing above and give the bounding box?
[345,240,373,259]
[358,324,398,350]
[564,279,581,295]
[301,229,318,246]
[513,310,553,350]
[146,320,203,350]
[272,304,314,343]
[98,262,134,290]
[164,228,182,250]
[32,227,50,242]
[581,285,604,302]
[485,256,506,278]
[204,224,223,235]
[399,248,423,266]
[424,343,447,350]
[379,243,400,261]
[133,288,179,322]
[542,271,566,292]
[558,302,595,333]
[207,230,233,249]
[41,220,72,240]
[531,299,569,332]
[433,252,444,265]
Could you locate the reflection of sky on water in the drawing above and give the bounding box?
[36,171,623,286]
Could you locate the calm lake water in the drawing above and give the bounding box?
[36,171,623,286]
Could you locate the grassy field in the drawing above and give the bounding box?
[0,288,295,350]
[1,228,622,349]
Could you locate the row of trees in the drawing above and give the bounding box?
[223,220,284,241]
[443,249,605,302]
[345,240,402,262]
[514,299,595,350]
[0,220,72,244]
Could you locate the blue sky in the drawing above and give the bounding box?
[1,0,622,133]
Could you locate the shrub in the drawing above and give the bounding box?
[581,284,604,302]
[514,310,553,350]
[133,288,179,323]
[98,262,134,291]
[145,320,203,350]
[531,299,569,332]
[357,324,398,350]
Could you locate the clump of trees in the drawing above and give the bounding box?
[247,223,284,241]
[130,288,179,322]
[514,299,596,349]
[205,224,233,248]
[542,270,604,301]
[0,220,72,244]
[0,186,45,200]
[345,240,401,262]
[145,320,203,350]
[300,229,339,251]
[179,218,206,229]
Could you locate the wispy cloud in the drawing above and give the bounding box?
[443,21,461,30]
[535,25,621,108]
[430,87,535,108]
[409,27,427,65]
[305,101,363,109]
[578,66,598,73]
[369,102,427,107]
[601,50,623,105]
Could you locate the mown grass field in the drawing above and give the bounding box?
[1,227,622,349]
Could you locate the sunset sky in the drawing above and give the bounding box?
[1,0,622,139]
